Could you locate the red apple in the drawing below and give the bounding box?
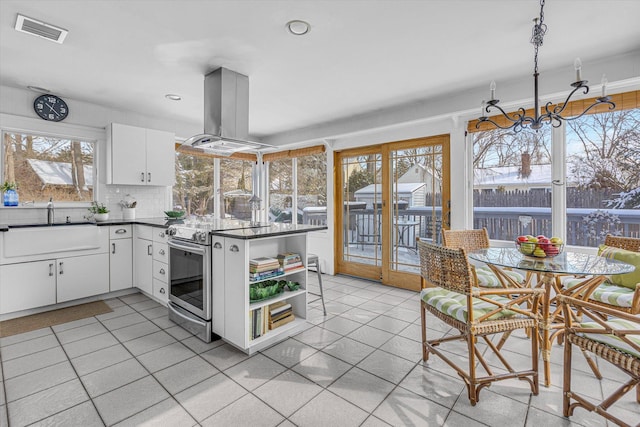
[517,235,529,242]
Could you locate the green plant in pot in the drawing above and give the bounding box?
[2,181,19,206]
[87,201,110,222]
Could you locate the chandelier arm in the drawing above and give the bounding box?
[476,116,523,132]
[485,103,531,124]
[561,99,616,122]
[545,84,590,116]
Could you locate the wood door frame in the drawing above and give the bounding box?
[334,135,450,291]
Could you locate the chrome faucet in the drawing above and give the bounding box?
[47,197,54,225]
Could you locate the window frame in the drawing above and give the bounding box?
[0,113,102,208]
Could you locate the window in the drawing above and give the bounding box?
[296,152,327,224]
[173,150,254,219]
[268,158,294,222]
[470,98,640,248]
[2,132,95,203]
[472,127,552,240]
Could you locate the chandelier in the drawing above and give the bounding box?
[477,0,615,133]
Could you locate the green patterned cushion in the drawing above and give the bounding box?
[598,245,640,290]
[563,278,634,308]
[420,287,516,323]
[475,266,525,288]
[577,318,640,358]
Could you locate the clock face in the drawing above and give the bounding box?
[34,94,69,122]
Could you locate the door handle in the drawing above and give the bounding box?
[49,263,54,276]
[148,172,151,182]
[59,261,64,275]
[115,228,127,234]
[213,242,222,249]
[112,243,116,254]
[159,249,166,255]
[141,172,145,182]
[159,231,165,238]
[229,244,239,252]
[148,244,153,255]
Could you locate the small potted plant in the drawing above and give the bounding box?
[120,194,137,220]
[2,181,19,206]
[88,201,110,222]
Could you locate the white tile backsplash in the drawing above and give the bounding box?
[0,185,171,224]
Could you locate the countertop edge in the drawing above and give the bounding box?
[0,218,172,231]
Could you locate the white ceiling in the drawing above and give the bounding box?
[1,0,639,142]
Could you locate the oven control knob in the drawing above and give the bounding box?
[167,227,177,236]
[198,231,207,242]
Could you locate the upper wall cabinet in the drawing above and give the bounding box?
[107,123,175,186]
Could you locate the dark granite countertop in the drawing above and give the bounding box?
[0,217,173,232]
[213,223,327,239]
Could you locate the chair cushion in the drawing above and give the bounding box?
[563,278,634,308]
[475,266,525,288]
[420,287,516,323]
[577,318,640,359]
[598,245,640,290]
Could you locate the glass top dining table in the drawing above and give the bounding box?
[467,247,635,387]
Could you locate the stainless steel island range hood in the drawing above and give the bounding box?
[182,67,273,156]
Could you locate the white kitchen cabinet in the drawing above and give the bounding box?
[134,225,153,295]
[223,233,308,354]
[57,254,109,303]
[211,235,226,336]
[0,260,56,314]
[107,123,175,186]
[152,228,169,304]
[109,225,133,291]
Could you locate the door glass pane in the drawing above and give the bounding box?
[566,108,640,246]
[473,127,552,239]
[391,146,443,274]
[297,152,327,225]
[342,153,382,267]
[174,152,214,215]
[268,159,295,223]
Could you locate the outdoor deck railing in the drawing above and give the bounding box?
[302,206,640,247]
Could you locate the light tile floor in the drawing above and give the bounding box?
[1,274,637,426]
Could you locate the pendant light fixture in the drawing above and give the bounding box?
[477,0,615,132]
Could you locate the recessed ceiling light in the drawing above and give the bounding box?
[165,94,182,101]
[286,20,310,36]
[27,85,50,93]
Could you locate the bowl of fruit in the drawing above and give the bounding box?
[515,235,564,258]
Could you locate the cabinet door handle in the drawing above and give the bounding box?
[159,268,166,275]
[159,232,165,238]
[229,244,239,252]
[213,242,222,249]
[112,243,116,254]
[148,244,153,255]
[159,287,166,294]
[59,261,64,275]
[141,172,145,182]
[49,263,54,276]
[148,172,151,182]
[115,228,127,234]
[159,249,166,255]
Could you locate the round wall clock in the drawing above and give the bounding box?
[33,94,69,122]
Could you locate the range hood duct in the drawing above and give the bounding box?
[183,67,272,156]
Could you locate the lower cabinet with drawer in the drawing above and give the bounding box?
[152,227,169,304]
[133,225,169,303]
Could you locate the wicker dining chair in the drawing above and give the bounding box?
[417,240,544,405]
[442,228,526,288]
[558,294,640,426]
[563,235,640,315]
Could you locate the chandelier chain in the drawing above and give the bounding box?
[531,0,547,74]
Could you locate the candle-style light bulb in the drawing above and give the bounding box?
[490,81,496,101]
[574,57,582,82]
[601,74,608,98]
[480,100,486,117]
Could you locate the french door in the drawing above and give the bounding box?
[335,135,450,291]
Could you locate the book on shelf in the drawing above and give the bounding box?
[249,268,284,281]
[251,256,280,266]
[250,306,272,340]
[269,313,295,330]
[282,261,303,271]
[270,309,292,323]
[277,252,302,266]
[270,303,292,316]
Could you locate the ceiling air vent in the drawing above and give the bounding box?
[15,14,68,44]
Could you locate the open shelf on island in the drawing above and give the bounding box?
[248,317,307,348]
[249,267,306,283]
[250,288,305,310]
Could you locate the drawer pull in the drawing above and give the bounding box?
[115,228,127,234]
[160,287,166,294]
[159,232,165,238]
[141,172,145,182]
[148,244,153,256]
[159,268,166,275]
[159,249,166,255]
[230,244,239,252]
[213,242,222,249]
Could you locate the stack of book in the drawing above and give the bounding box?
[277,252,303,272]
[249,306,269,340]
[268,301,295,330]
[249,256,284,281]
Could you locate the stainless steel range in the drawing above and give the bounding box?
[166,218,257,342]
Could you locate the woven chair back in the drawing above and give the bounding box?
[604,234,640,252]
[418,240,474,295]
[442,228,490,251]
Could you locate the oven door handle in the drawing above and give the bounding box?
[167,239,207,255]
